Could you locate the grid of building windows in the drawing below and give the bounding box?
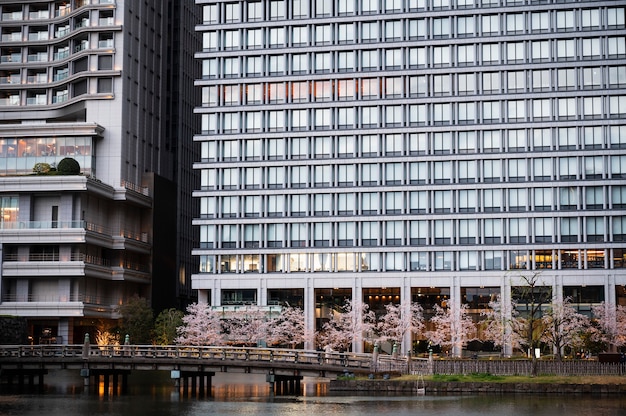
[193,0,626,352]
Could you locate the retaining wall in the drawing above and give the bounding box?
[329,379,626,394]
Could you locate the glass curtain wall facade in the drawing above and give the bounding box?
[193,0,626,353]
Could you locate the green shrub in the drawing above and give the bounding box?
[33,162,51,174]
[57,157,80,175]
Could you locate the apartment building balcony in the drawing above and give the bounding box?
[0,73,20,84]
[28,31,49,42]
[85,222,151,252]
[1,32,22,43]
[0,220,87,244]
[2,252,150,282]
[0,52,21,63]
[1,11,23,21]
[28,10,51,21]
[1,254,87,277]
[0,297,85,318]
[110,263,151,283]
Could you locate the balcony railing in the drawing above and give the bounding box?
[0,220,86,230]
[1,221,151,245]
[2,252,111,267]
[55,6,72,18]
[1,33,22,42]
[53,71,69,81]
[54,50,70,60]
[1,12,23,21]
[121,180,150,196]
[26,96,47,105]
[1,53,22,63]
[29,11,50,20]
[27,53,48,63]
[28,32,49,41]
[0,75,21,84]
[27,74,48,84]
[52,92,69,104]
[75,19,89,29]
[1,293,120,305]
[55,27,71,38]
[98,17,114,26]
[121,229,150,243]
[0,97,20,106]
[98,40,114,48]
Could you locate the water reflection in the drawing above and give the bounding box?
[0,370,624,416]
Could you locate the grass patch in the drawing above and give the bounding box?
[387,374,626,385]
[431,373,505,382]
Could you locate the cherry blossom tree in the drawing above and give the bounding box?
[481,295,524,356]
[376,302,424,348]
[592,302,626,352]
[223,305,270,346]
[175,302,224,346]
[317,299,376,352]
[424,302,475,357]
[541,297,590,361]
[266,304,305,348]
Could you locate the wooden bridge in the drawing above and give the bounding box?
[0,344,387,395]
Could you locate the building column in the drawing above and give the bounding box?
[58,318,70,345]
[352,277,363,353]
[451,277,462,357]
[16,280,29,302]
[259,277,267,306]
[501,276,513,357]
[606,274,616,305]
[304,278,315,350]
[211,278,220,306]
[401,277,412,354]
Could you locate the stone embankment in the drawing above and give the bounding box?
[330,380,626,394]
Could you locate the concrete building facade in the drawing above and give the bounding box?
[0,0,198,343]
[192,0,626,353]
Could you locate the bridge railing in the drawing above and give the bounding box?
[0,345,84,358]
[0,344,374,371]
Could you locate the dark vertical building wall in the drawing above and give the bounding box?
[162,0,201,309]
[150,173,178,313]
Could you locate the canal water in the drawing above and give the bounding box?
[1,370,624,416]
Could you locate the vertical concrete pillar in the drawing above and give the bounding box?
[304,278,315,350]
[451,277,462,358]
[353,277,363,353]
[402,277,412,354]
[501,277,513,357]
[57,317,70,345]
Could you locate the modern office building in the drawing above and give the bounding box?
[193,0,626,353]
[0,0,199,344]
